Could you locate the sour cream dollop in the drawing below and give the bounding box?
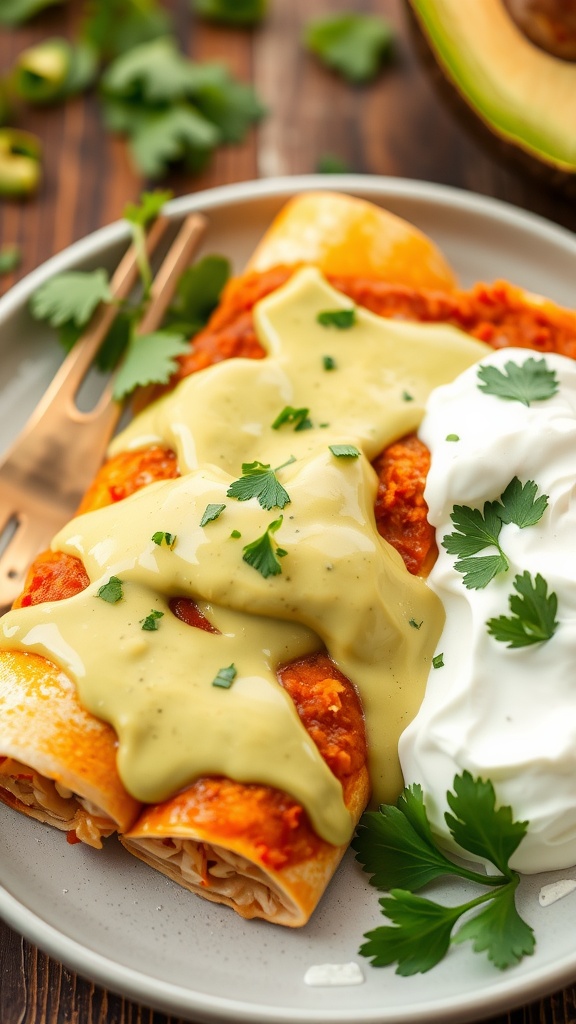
[399,348,576,873]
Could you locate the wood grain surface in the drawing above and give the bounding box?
[1,2,576,1022]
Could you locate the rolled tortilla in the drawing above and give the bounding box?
[121,654,369,926]
[0,190,455,918]
[0,651,140,847]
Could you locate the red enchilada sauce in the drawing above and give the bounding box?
[12,266,576,866]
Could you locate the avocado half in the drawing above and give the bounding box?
[407,0,576,174]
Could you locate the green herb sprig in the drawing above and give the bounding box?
[487,571,558,648]
[227,460,292,511]
[353,773,534,974]
[442,477,548,590]
[242,516,286,578]
[477,357,559,407]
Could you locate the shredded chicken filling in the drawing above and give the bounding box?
[123,836,299,922]
[0,757,115,848]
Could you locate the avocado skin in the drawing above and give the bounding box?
[407,0,576,175]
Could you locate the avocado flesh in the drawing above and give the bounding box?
[409,0,576,172]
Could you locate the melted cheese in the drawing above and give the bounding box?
[0,267,489,846]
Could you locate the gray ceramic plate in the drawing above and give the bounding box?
[2,176,576,1024]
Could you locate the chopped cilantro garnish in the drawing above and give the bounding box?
[112,330,189,400]
[317,308,356,329]
[409,618,423,630]
[323,355,337,370]
[271,406,312,432]
[402,391,414,402]
[211,663,238,688]
[329,444,360,458]
[487,572,558,648]
[230,529,241,539]
[304,13,394,83]
[477,357,559,407]
[353,773,534,974]
[101,36,264,179]
[227,461,291,510]
[442,477,549,590]
[152,531,176,548]
[140,609,164,631]
[194,0,267,26]
[30,269,112,328]
[242,516,285,578]
[97,576,123,604]
[432,653,444,669]
[200,503,226,526]
[316,153,350,174]
[446,434,460,442]
[0,246,21,275]
[163,255,230,337]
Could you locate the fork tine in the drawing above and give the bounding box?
[0,210,209,612]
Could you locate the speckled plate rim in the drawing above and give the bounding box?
[2,174,576,1024]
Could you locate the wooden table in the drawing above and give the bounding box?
[1,2,576,1022]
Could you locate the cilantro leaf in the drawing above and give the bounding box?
[316,153,350,174]
[191,68,265,144]
[487,571,559,648]
[30,269,112,328]
[242,516,285,578]
[123,189,173,229]
[496,477,548,528]
[360,891,461,974]
[445,771,528,876]
[443,501,504,558]
[271,406,312,432]
[123,189,173,296]
[477,357,559,407]
[442,500,508,589]
[304,14,394,84]
[128,105,220,179]
[227,461,291,511]
[0,0,65,26]
[151,531,176,548]
[140,609,163,631]
[81,0,172,61]
[97,576,123,604]
[211,663,237,688]
[163,255,230,336]
[101,37,263,179]
[193,0,268,26]
[329,444,360,458]
[352,788,464,892]
[441,478,548,592]
[200,503,226,526]
[317,308,356,329]
[112,330,188,400]
[0,246,21,275]
[356,773,532,974]
[101,36,203,104]
[454,883,535,969]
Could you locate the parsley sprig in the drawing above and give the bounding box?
[227,460,292,511]
[487,571,558,648]
[477,357,559,407]
[242,516,286,578]
[353,773,534,974]
[442,477,548,589]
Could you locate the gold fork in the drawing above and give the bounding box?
[0,210,207,613]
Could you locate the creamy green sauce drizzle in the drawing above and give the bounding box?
[0,267,489,846]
